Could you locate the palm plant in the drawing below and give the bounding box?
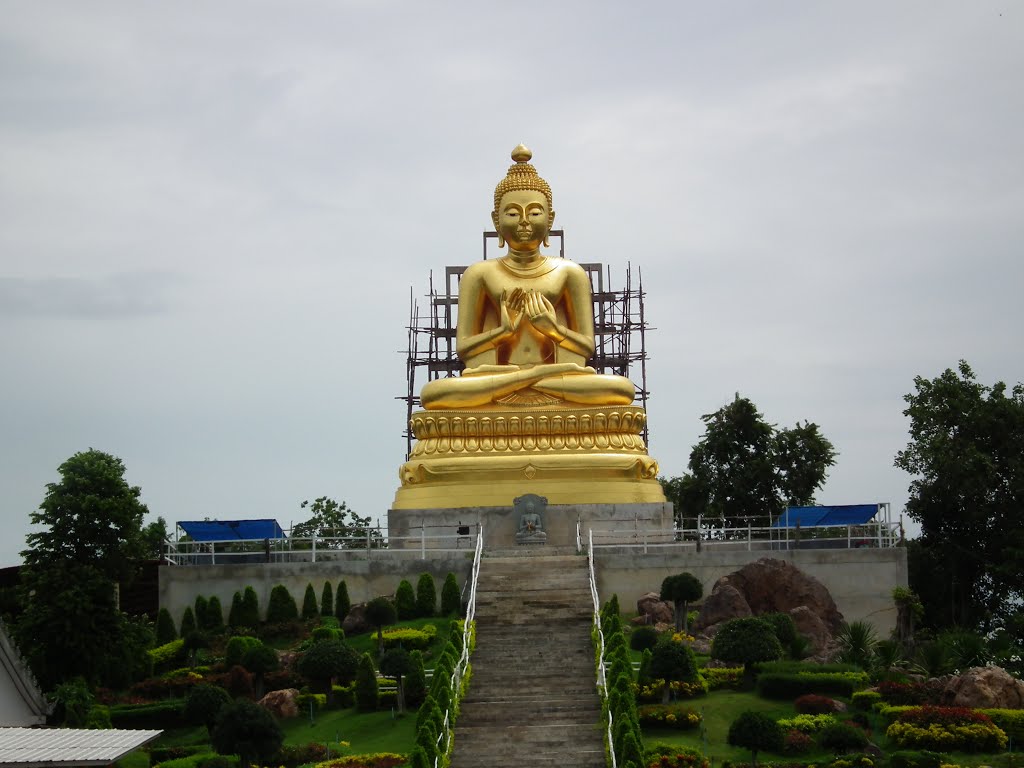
[942,629,990,671]
[872,639,905,681]
[836,620,878,670]
[912,639,954,678]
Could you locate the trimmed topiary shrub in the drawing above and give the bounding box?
[630,626,659,652]
[712,617,783,680]
[416,573,437,618]
[239,587,260,627]
[355,652,378,712]
[301,583,318,620]
[405,650,427,708]
[660,572,703,632]
[321,582,333,618]
[184,683,231,734]
[727,710,783,766]
[204,597,224,633]
[210,698,283,768]
[225,636,261,668]
[889,751,946,768]
[395,580,417,620]
[820,722,870,754]
[440,572,460,617]
[181,606,197,637]
[298,640,360,699]
[760,612,798,651]
[757,672,863,699]
[794,694,840,714]
[335,580,351,621]
[156,608,178,645]
[228,592,242,629]
[194,596,209,629]
[266,585,298,623]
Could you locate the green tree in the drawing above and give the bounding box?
[155,608,177,645]
[239,586,260,627]
[184,683,231,736]
[16,449,150,689]
[211,698,283,768]
[379,647,412,713]
[242,642,279,699]
[266,584,298,623]
[228,591,242,629]
[354,652,378,712]
[142,516,169,559]
[711,617,783,682]
[297,639,359,701]
[440,573,461,617]
[365,596,397,655]
[405,650,427,708]
[203,596,224,633]
[670,395,836,529]
[293,497,382,549]
[301,583,319,620]
[395,579,417,620]
[659,573,703,632]
[895,361,1024,631]
[180,606,197,637]
[728,710,783,767]
[335,580,351,621]
[416,573,437,618]
[321,582,334,618]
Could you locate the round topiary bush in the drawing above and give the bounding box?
[266,584,298,623]
[727,710,784,766]
[711,617,783,679]
[630,626,659,652]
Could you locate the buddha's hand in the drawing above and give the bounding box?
[497,289,523,341]
[524,291,564,341]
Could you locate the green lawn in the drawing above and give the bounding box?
[279,707,416,754]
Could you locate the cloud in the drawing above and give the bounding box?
[0,272,184,317]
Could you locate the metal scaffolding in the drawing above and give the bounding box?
[400,230,652,458]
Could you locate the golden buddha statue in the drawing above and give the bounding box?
[392,145,665,511]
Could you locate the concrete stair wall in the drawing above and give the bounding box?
[450,554,606,768]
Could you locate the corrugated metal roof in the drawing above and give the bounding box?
[0,728,161,766]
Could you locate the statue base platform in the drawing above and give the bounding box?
[392,404,665,509]
[388,502,673,550]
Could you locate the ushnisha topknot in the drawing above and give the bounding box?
[493,143,553,212]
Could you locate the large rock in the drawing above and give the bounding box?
[942,666,1024,709]
[789,606,831,655]
[258,688,300,719]
[342,602,372,635]
[695,558,844,634]
[694,584,751,629]
[636,592,674,625]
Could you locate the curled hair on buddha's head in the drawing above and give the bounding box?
[493,144,553,213]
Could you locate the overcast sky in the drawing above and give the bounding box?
[1,2,1022,566]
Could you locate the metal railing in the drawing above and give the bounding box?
[435,524,483,768]
[587,528,617,768]
[163,525,481,566]
[588,518,901,553]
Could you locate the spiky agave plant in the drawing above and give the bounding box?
[836,620,878,670]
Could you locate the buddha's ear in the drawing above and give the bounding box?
[549,209,556,228]
[491,210,499,230]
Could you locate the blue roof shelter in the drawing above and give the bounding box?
[773,504,880,528]
[177,519,286,542]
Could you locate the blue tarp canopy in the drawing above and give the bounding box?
[773,504,879,528]
[178,519,286,541]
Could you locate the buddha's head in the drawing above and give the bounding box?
[492,144,556,251]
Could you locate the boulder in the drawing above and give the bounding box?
[694,558,843,636]
[789,606,832,655]
[941,666,1024,709]
[636,592,674,625]
[342,602,372,635]
[258,688,299,719]
[694,584,751,630]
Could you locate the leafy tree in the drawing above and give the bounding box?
[660,573,702,632]
[142,516,169,559]
[416,573,437,618]
[297,639,359,701]
[668,395,836,529]
[239,586,260,627]
[183,630,209,668]
[355,652,378,711]
[711,617,783,681]
[301,583,319,620]
[440,573,461,617]
[648,636,699,702]
[228,591,242,629]
[761,612,799,655]
[728,710,783,767]
[365,596,397,655]
[15,449,151,689]
[184,683,231,736]
[155,608,177,645]
[194,595,209,629]
[896,361,1024,631]
[321,582,334,618]
[395,579,417,620]
[336,580,351,621]
[180,606,197,637]
[405,650,427,708]
[211,698,283,768]
[225,636,261,668]
[203,596,224,633]
[266,584,298,623]
[49,678,93,726]
[242,643,279,698]
[379,647,412,712]
[293,496,382,549]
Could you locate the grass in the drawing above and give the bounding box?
[279,706,416,754]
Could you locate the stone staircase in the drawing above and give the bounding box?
[450,552,606,768]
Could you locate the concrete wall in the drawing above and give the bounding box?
[594,546,907,636]
[159,553,475,625]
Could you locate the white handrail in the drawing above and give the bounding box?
[435,525,483,768]
[587,529,617,768]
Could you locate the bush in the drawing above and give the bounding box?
[156,608,178,645]
[776,714,838,733]
[981,708,1024,741]
[649,636,699,684]
[637,703,702,730]
[889,751,946,768]
[225,636,262,668]
[704,667,744,690]
[148,638,186,673]
[794,694,840,714]
[757,672,863,699]
[273,743,329,768]
[644,744,709,768]
[312,626,344,643]
[851,690,882,710]
[782,729,814,755]
[877,680,933,706]
[204,596,224,633]
[109,699,186,729]
[211,699,283,766]
[181,606,197,637]
[382,625,438,651]
[395,580,417,620]
[886,706,1008,752]
[239,586,260,627]
[761,612,798,650]
[355,653,378,712]
[184,683,231,731]
[228,592,243,629]
[405,651,427,708]
[336,580,351,621]
[241,643,278,677]
[302,583,319,620]
[727,711,783,764]
[820,722,869,754]
[298,640,360,695]
[630,626,659,651]
[225,665,255,700]
[267,585,298,623]
[194,596,209,629]
[416,573,437,617]
[712,617,783,673]
[321,582,334,618]
[440,572,460,617]
[296,693,327,714]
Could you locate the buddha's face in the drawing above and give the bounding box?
[492,189,555,252]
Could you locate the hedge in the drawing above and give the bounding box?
[756,672,862,699]
[981,708,1024,741]
[109,699,186,729]
[381,625,437,651]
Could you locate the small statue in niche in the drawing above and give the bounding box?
[514,493,548,545]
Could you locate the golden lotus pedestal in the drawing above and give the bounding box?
[389,405,670,548]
